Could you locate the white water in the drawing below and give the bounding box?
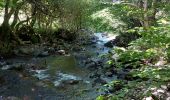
[94,33,116,44]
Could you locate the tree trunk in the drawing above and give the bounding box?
[150,0,157,26]
[11,1,24,29]
[0,0,11,41]
[143,0,149,29]
[30,4,37,27]
[11,9,19,29]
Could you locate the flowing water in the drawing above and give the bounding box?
[0,33,116,100]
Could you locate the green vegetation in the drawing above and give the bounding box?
[0,0,170,100]
[97,0,170,100]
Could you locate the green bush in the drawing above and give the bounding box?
[108,26,170,69]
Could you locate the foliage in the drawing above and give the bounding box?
[0,1,4,8]
[97,0,170,100]
[105,24,170,69]
[131,66,170,82]
[105,65,170,99]
[88,2,126,32]
[50,0,93,31]
[98,65,170,99]
[110,3,143,28]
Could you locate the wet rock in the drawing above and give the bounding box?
[29,64,47,70]
[90,39,97,44]
[62,79,80,85]
[38,51,49,57]
[86,62,96,70]
[91,36,98,40]
[105,72,113,77]
[104,40,114,48]
[45,47,55,54]
[84,58,93,64]
[1,63,25,71]
[89,72,101,79]
[104,32,141,47]
[57,50,66,55]
[67,80,79,85]
[85,58,102,68]
[93,77,107,85]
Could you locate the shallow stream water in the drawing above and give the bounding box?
[0,33,116,100]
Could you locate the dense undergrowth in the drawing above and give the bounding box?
[97,22,170,99]
[94,1,170,99]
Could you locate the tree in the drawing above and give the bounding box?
[114,0,169,29]
[0,0,25,42]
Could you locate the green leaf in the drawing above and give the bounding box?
[96,95,105,100]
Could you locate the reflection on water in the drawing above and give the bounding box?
[46,56,84,75]
[33,55,89,87]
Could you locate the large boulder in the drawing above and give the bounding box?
[104,32,141,47]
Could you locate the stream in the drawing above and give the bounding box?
[0,33,116,100]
